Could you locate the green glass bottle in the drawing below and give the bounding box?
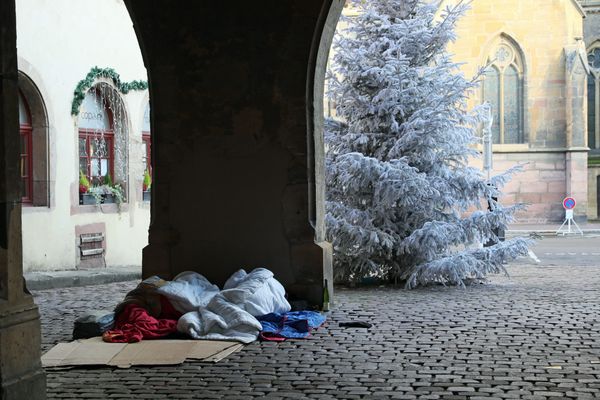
[323,279,330,312]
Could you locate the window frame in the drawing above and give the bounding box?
[587,45,600,151]
[18,90,33,204]
[79,129,115,185]
[482,37,525,145]
[77,89,116,185]
[20,123,33,204]
[142,131,151,174]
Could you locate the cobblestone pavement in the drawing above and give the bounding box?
[34,264,600,399]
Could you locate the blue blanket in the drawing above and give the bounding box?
[257,311,326,341]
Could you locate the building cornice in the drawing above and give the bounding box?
[579,0,600,13]
[571,0,587,17]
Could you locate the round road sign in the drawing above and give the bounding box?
[563,197,576,210]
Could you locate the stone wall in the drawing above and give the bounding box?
[446,0,584,148]
[582,1,600,221]
[443,0,587,223]
[471,152,567,223]
[588,164,600,219]
[582,1,600,49]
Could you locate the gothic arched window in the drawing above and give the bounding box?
[587,46,600,150]
[482,37,525,144]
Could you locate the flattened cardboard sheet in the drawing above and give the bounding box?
[205,343,244,362]
[42,337,243,368]
[187,340,240,360]
[42,341,126,367]
[109,340,193,368]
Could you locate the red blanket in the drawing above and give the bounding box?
[103,296,181,343]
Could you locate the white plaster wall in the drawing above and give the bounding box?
[16,0,150,272]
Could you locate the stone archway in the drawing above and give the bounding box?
[0,1,345,398]
[124,0,344,306]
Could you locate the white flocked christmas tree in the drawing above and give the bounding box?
[325,0,530,287]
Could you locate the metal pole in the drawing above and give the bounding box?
[482,102,493,183]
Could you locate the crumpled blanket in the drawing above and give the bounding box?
[155,271,220,313]
[176,268,291,343]
[257,311,326,341]
[103,296,182,343]
[104,268,292,344]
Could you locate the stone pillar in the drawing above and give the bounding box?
[126,1,343,307]
[0,1,46,398]
[565,44,589,222]
[309,0,344,304]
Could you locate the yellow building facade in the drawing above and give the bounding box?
[328,0,592,223]
[582,0,600,219]
[444,0,589,223]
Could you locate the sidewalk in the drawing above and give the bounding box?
[25,222,600,291]
[507,221,600,237]
[25,266,141,291]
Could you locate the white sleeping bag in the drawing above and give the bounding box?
[176,268,291,343]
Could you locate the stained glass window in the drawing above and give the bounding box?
[503,65,521,144]
[588,48,600,70]
[588,73,596,149]
[483,37,524,144]
[588,47,600,151]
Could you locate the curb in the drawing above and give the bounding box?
[506,229,600,238]
[25,267,141,291]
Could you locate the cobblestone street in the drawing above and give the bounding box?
[35,264,600,399]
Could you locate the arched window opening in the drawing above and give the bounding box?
[18,72,50,207]
[18,90,33,203]
[77,84,129,204]
[587,46,600,151]
[482,37,525,144]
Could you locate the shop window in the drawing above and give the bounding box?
[78,90,114,185]
[77,85,128,206]
[482,36,525,144]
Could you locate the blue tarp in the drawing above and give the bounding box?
[257,311,326,341]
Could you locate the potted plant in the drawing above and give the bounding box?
[79,171,95,205]
[142,169,152,202]
[85,173,126,207]
[102,173,116,203]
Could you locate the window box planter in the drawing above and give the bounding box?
[102,194,116,204]
[142,190,151,202]
[80,193,96,205]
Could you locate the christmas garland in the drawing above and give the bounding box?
[71,66,148,115]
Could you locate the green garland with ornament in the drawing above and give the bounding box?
[71,66,148,116]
